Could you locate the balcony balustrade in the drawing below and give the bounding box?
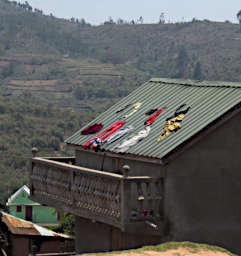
[30,157,164,235]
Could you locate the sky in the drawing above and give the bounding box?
[17,0,240,25]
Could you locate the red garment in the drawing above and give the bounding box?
[81,123,103,135]
[144,107,166,126]
[83,121,126,149]
[145,108,158,116]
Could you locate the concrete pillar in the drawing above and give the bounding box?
[75,216,111,253]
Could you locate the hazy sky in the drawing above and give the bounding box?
[18,0,240,25]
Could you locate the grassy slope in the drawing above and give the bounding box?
[80,242,237,256]
[141,242,237,255]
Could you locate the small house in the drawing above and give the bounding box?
[6,185,58,225]
[29,78,241,255]
[0,211,74,256]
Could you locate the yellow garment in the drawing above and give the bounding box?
[124,102,142,118]
[157,114,184,142]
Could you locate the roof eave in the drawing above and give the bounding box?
[66,143,164,165]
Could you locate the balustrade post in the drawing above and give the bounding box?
[70,170,75,206]
[121,165,132,231]
[31,147,38,158]
[30,148,38,196]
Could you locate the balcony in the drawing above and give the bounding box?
[30,157,164,235]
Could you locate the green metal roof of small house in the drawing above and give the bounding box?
[65,78,241,160]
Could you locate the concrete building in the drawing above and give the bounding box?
[29,78,241,255]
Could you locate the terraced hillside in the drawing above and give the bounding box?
[81,22,241,82]
[0,0,240,205]
[0,53,149,113]
[0,0,240,110]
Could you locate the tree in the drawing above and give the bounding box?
[11,1,17,6]
[0,44,4,56]
[117,18,124,25]
[237,10,241,32]
[174,46,189,78]
[34,8,43,15]
[1,62,15,78]
[193,62,203,80]
[74,87,86,100]
[104,16,115,25]
[159,12,165,24]
[52,213,75,236]
[80,18,86,25]
[137,16,143,24]
[23,1,32,11]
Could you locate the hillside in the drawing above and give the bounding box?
[0,54,149,111]
[0,0,240,84]
[0,0,240,110]
[0,96,95,204]
[80,22,241,81]
[0,0,241,203]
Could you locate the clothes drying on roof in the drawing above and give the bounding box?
[124,102,142,118]
[157,113,185,141]
[113,126,151,153]
[116,104,131,114]
[145,108,158,116]
[144,107,166,126]
[166,104,191,121]
[104,125,134,144]
[89,138,103,151]
[83,121,126,149]
[81,123,103,135]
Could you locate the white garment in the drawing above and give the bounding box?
[113,126,151,153]
[105,125,134,144]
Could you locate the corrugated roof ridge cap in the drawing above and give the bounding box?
[150,78,241,88]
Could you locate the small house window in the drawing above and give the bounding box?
[16,205,22,212]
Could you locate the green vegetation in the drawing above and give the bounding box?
[80,242,237,255]
[0,0,240,84]
[0,96,91,204]
[50,213,75,236]
[0,0,240,204]
[140,242,237,255]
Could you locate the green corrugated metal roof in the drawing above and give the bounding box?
[65,78,241,159]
